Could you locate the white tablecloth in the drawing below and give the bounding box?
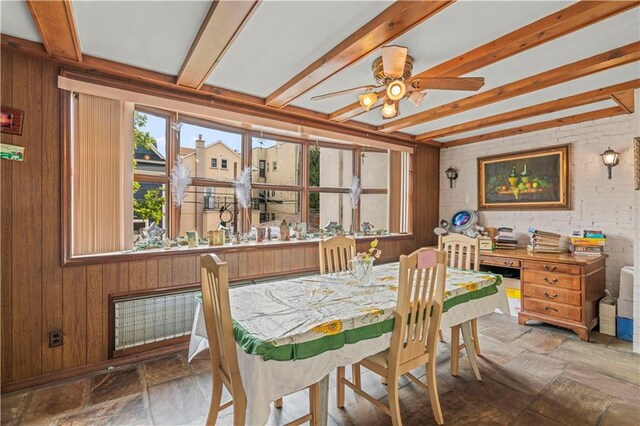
[188,266,509,425]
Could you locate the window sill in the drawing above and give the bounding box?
[63,233,415,266]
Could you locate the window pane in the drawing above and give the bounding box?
[251,137,301,186]
[309,145,353,188]
[133,181,167,240]
[134,111,167,175]
[308,192,353,232]
[179,186,240,236]
[361,151,388,189]
[360,194,388,231]
[251,190,301,227]
[179,122,242,181]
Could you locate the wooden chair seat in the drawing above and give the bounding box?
[200,253,320,426]
[338,248,447,425]
[438,234,482,378]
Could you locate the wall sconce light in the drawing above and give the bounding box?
[600,147,620,179]
[445,166,458,188]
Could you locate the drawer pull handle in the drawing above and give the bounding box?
[543,265,557,271]
[544,306,559,312]
[543,291,558,299]
[543,277,558,284]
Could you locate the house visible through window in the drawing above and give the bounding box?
[210,158,217,168]
[221,159,228,169]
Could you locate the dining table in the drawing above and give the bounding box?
[188,261,509,425]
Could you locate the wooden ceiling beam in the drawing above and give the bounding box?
[443,106,627,147]
[177,0,260,89]
[416,79,640,141]
[25,0,82,61]
[329,0,639,122]
[610,90,635,113]
[264,1,454,109]
[378,42,640,133]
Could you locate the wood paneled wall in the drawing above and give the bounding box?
[0,50,438,391]
[414,144,441,247]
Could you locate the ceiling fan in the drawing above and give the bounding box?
[311,46,485,119]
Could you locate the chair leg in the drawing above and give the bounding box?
[471,318,481,355]
[450,325,460,376]
[426,361,444,425]
[387,375,402,426]
[309,383,320,426]
[274,397,283,408]
[438,329,445,342]
[206,376,224,426]
[336,366,346,408]
[232,393,247,426]
[352,364,361,388]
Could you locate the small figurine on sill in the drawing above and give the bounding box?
[280,219,291,241]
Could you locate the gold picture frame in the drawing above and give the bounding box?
[635,137,639,191]
[478,144,570,210]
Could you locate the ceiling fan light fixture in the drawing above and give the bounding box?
[358,92,378,111]
[407,90,426,107]
[386,80,406,101]
[381,99,399,119]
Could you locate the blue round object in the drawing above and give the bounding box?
[450,210,478,232]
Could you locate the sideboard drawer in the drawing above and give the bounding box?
[522,270,581,290]
[479,256,521,269]
[523,283,581,306]
[523,261,580,275]
[523,297,581,322]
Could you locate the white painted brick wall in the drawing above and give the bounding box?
[439,113,638,299]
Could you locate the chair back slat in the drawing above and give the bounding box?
[319,236,356,274]
[200,254,245,396]
[438,234,480,271]
[390,248,447,368]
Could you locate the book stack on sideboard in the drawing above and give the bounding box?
[570,230,606,256]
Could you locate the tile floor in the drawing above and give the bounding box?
[2,313,639,426]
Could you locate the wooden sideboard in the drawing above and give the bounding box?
[478,248,607,341]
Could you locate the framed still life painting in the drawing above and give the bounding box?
[478,144,570,210]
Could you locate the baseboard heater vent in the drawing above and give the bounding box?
[112,289,199,357]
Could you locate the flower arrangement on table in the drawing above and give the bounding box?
[355,239,382,263]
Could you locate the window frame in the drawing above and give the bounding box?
[63,98,412,264]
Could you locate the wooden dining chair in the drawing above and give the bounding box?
[338,248,447,426]
[319,235,357,274]
[319,236,363,388]
[438,234,482,376]
[200,254,320,426]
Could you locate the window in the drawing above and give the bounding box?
[67,95,411,258]
[251,136,301,186]
[259,160,266,178]
[133,110,169,242]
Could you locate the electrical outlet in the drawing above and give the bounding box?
[49,330,63,347]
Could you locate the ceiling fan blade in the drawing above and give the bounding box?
[410,77,485,91]
[382,45,408,78]
[310,85,379,101]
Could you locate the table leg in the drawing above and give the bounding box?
[317,374,330,426]
[460,321,482,381]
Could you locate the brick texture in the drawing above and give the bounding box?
[439,112,639,304]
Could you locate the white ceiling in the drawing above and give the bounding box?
[73,0,210,75]
[0,0,41,42]
[2,0,639,143]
